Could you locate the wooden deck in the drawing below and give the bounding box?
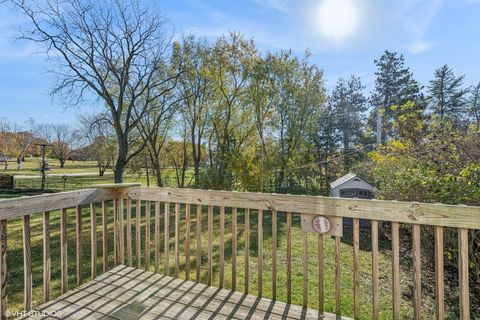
[22,265,348,320]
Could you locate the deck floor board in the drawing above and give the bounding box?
[23,266,348,320]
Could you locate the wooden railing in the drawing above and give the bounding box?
[0,185,479,319]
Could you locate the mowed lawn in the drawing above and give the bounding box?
[1,157,188,192]
[3,202,437,319]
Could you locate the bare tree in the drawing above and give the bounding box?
[14,120,36,170]
[0,120,15,172]
[36,123,77,168]
[12,0,180,182]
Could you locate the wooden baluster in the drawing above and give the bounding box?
[185,204,191,280]
[335,235,341,316]
[43,212,51,303]
[232,207,237,291]
[155,201,160,273]
[392,222,400,320]
[372,220,379,320]
[353,218,360,319]
[175,203,180,277]
[145,201,151,271]
[126,199,132,267]
[196,205,201,282]
[113,200,117,265]
[258,209,263,297]
[136,200,142,269]
[61,208,68,294]
[318,234,324,313]
[102,201,108,273]
[413,224,421,320]
[272,210,277,300]
[164,202,170,276]
[219,206,225,288]
[435,226,444,320]
[76,206,83,286]
[244,208,250,294]
[207,205,213,286]
[0,219,7,318]
[458,228,470,320]
[302,231,308,307]
[90,204,97,279]
[119,199,124,265]
[23,215,32,311]
[287,212,292,304]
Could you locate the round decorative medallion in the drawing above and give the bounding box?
[312,216,331,234]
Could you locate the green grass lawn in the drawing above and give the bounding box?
[3,202,440,320]
[1,157,190,193]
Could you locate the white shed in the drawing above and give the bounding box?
[330,173,374,199]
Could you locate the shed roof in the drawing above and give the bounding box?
[330,173,373,189]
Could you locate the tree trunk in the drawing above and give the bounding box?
[60,159,66,168]
[114,159,125,183]
[98,163,105,177]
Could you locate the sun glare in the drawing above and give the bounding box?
[315,0,359,42]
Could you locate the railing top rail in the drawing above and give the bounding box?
[0,188,114,220]
[124,187,480,229]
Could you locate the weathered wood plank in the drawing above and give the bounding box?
[353,218,360,319]
[125,187,480,229]
[372,220,379,320]
[335,235,341,316]
[413,224,421,320]
[219,206,225,288]
[175,203,179,277]
[145,201,151,271]
[0,219,6,318]
[60,208,68,294]
[302,231,308,307]
[207,205,213,286]
[119,199,124,265]
[458,228,470,320]
[126,199,132,267]
[244,208,250,294]
[287,212,292,304]
[102,201,108,273]
[0,188,114,219]
[43,212,51,303]
[435,226,444,320]
[164,202,170,276]
[136,200,141,269]
[318,234,324,313]
[76,206,83,286]
[185,203,191,280]
[90,204,97,279]
[272,210,277,300]
[155,201,160,274]
[392,222,400,320]
[113,199,119,266]
[23,215,32,311]
[196,205,201,282]
[258,209,263,297]
[232,207,237,291]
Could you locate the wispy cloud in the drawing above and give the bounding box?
[398,0,443,54]
[251,0,291,13]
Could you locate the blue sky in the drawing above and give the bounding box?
[1,0,480,126]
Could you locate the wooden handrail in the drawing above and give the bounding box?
[124,187,480,229]
[0,189,114,219]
